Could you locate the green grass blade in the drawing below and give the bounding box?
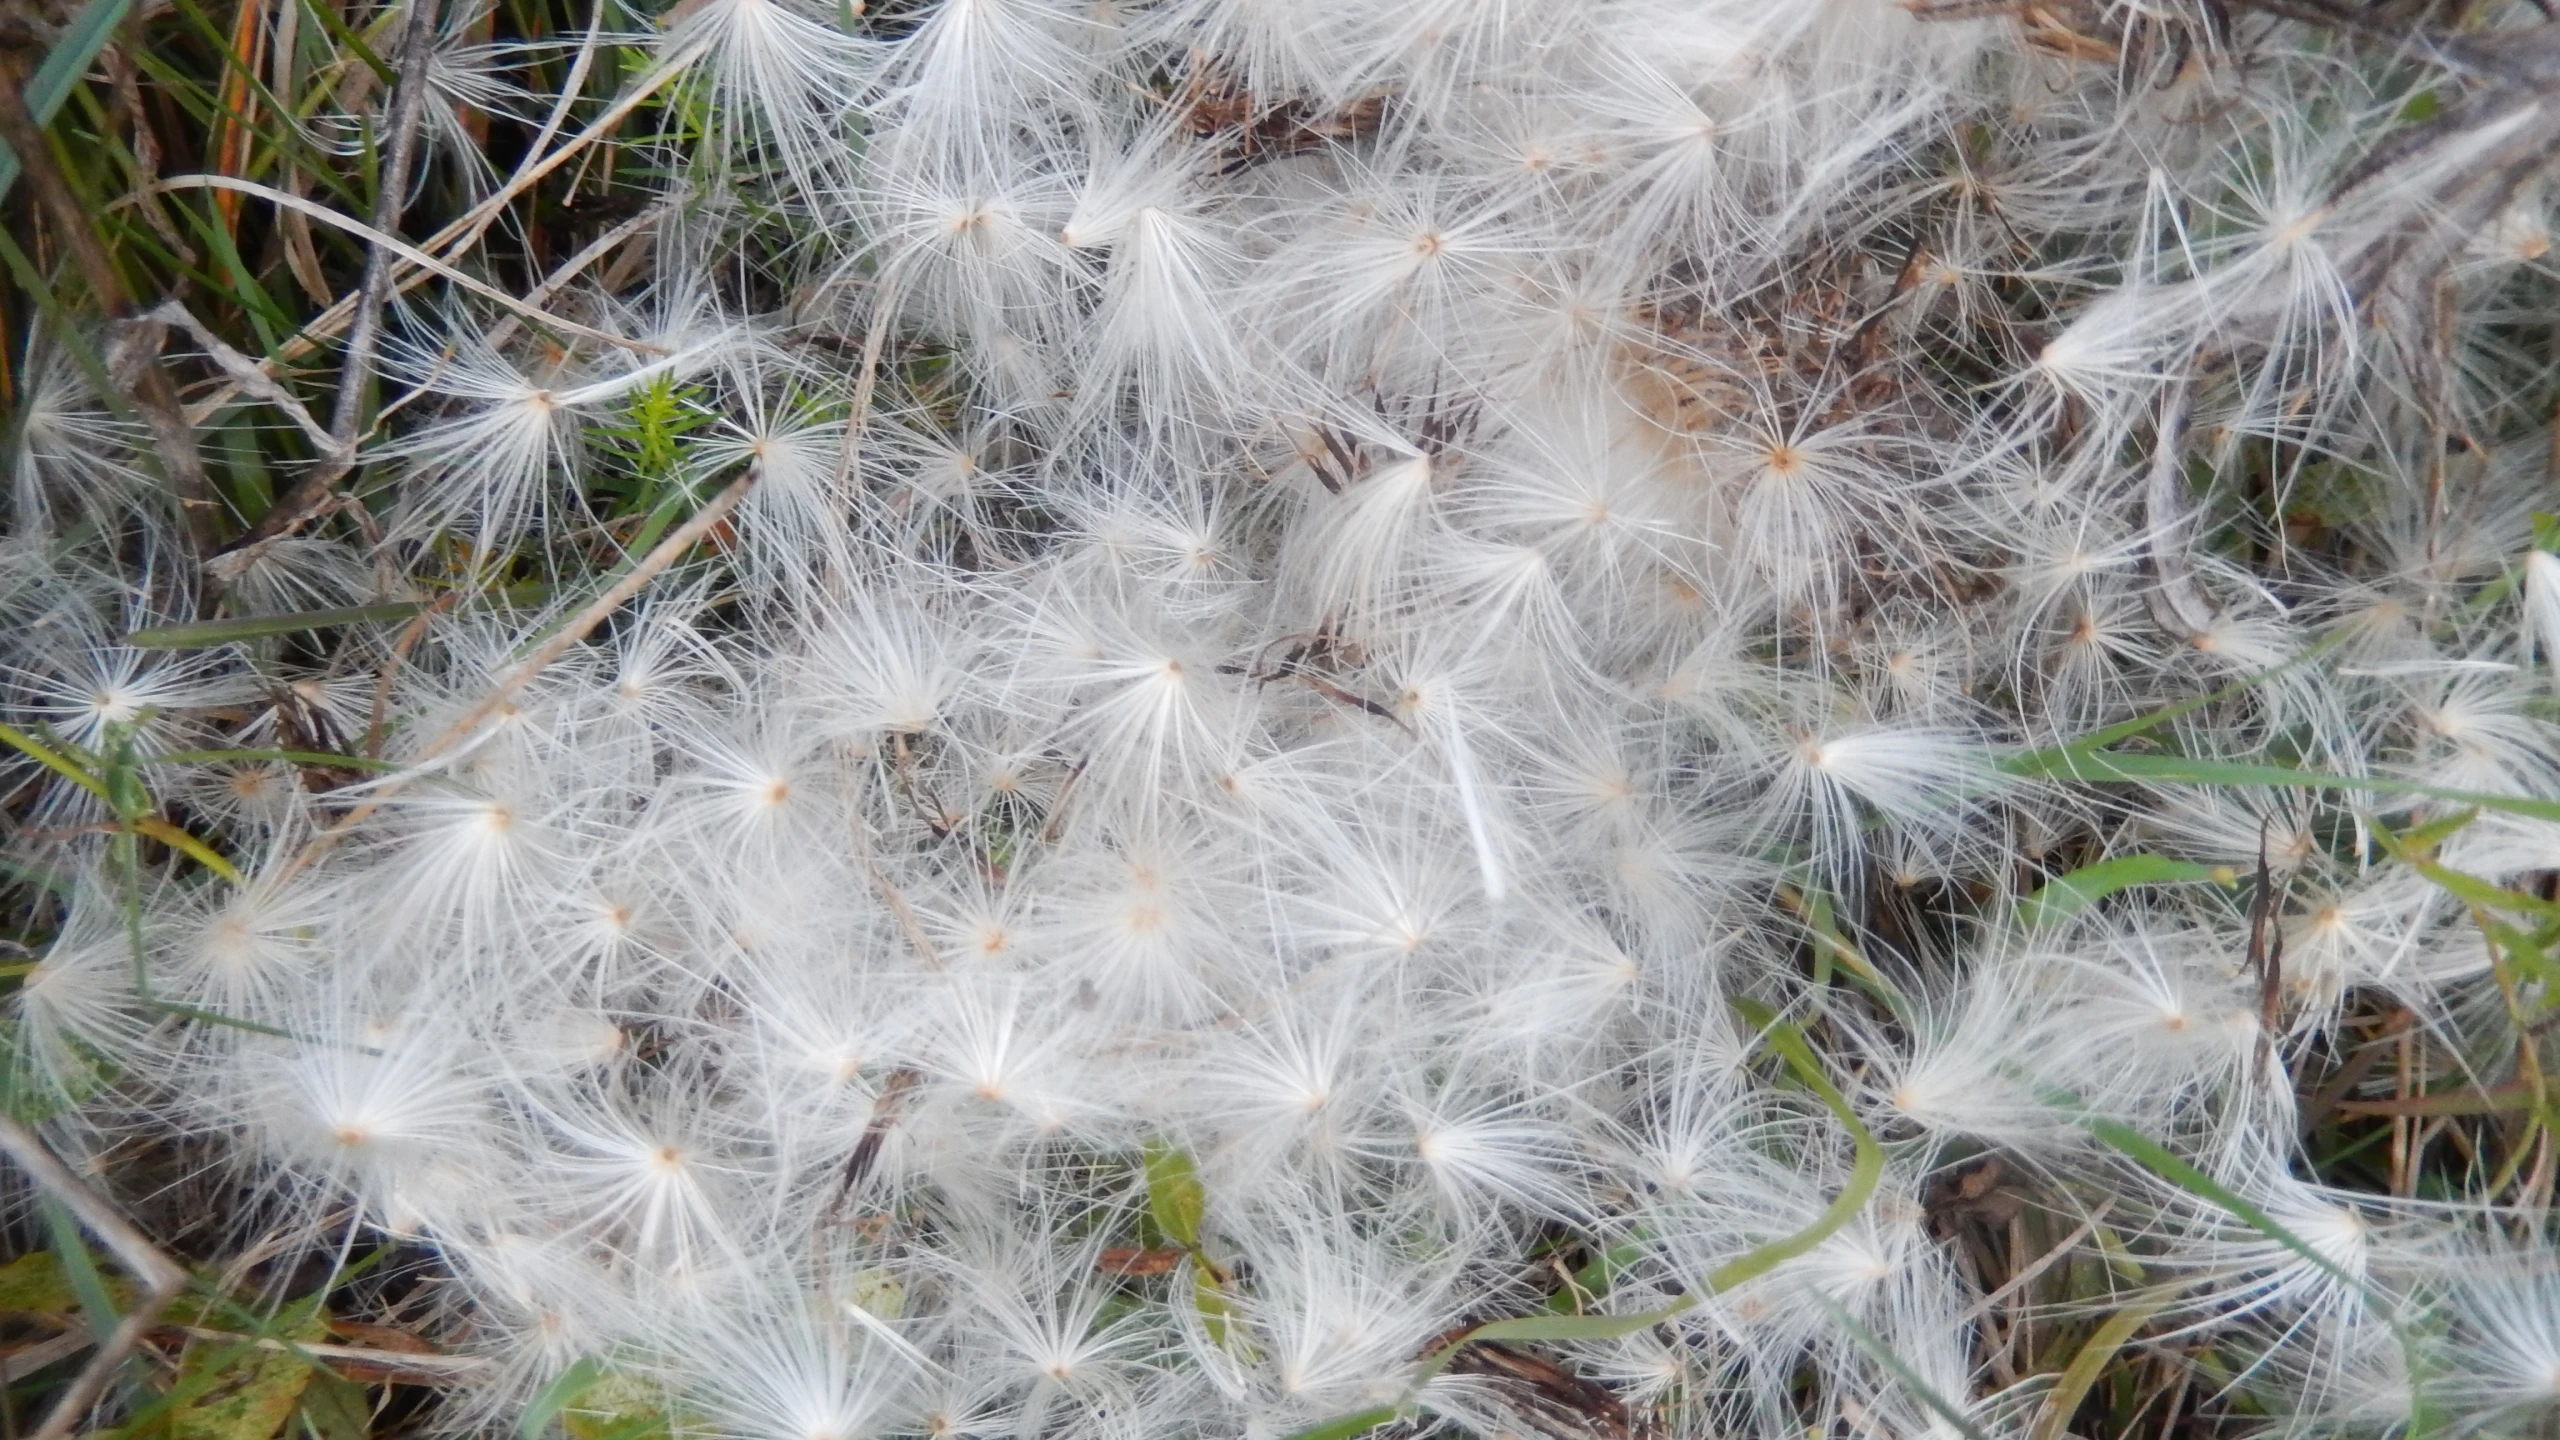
[0,0,134,200]
[2369,823,2560,920]
[2069,1105,2364,1296]
[1711,1002,1885,1293]
[2017,856,2232,930]
[38,1197,122,1343]
[2005,634,2345,772]
[0,720,108,799]
[522,1358,608,1440]
[1813,1292,1991,1440]
[1410,1296,1699,1391]
[2029,1295,2173,1440]
[2004,748,2560,825]
[125,602,429,648]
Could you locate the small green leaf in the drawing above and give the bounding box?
[295,1367,373,1440]
[1143,1141,1206,1252]
[103,727,153,822]
[169,1345,317,1440]
[0,1249,88,1316]
[0,1021,121,1122]
[1190,1262,1235,1351]
[561,1370,673,1440]
[1403,1296,1698,1402]
[846,1268,903,1321]
[2481,917,2560,996]
[565,1414,673,1440]
[1792,887,1907,1014]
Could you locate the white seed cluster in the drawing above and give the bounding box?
[8,3,2560,1439]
